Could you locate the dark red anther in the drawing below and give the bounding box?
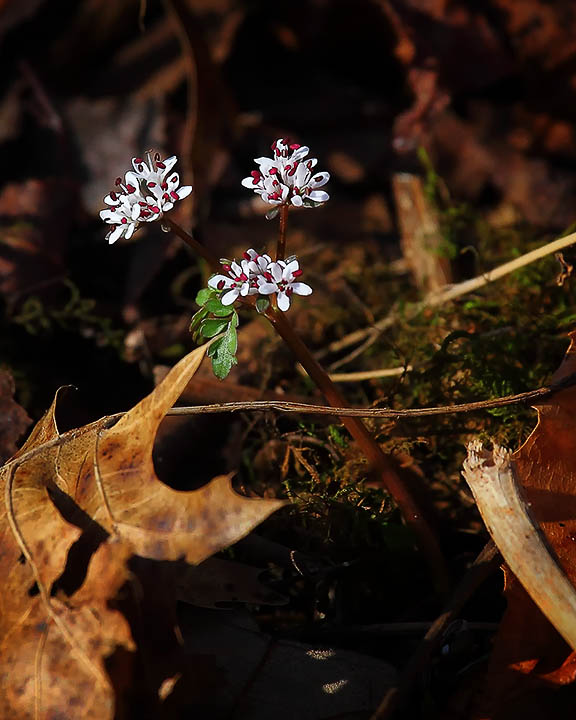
[170,191,179,201]
[161,182,168,190]
[121,218,128,224]
[134,157,143,164]
[313,174,323,182]
[148,182,156,188]
[307,161,313,169]
[269,167,278,175]
[292,269,303,277]
[222,264,231,273]
[217,280,225,290]
[110,191,117,201]
[243,251,250,260]
[287,164,297,176]
[272,179,279,187]
[287,287,294,295]
[115,177,122,186]
[163,193,170,200]
[239,273,248,281]
[271,140,277,150]
[293,187,300,195]
[264,272,273,281]
[156,162,166,169]
[126,184,136,193]
[289,143,301,150]
[151,206,160,213]
[139,201,147,206]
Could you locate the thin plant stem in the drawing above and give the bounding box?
[265,306,450,590]
[165,218,218,270]
[276,205,289,260]
[167,217,450,592]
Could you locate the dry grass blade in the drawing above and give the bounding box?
[320,229,576,361]
[462,442,576,651]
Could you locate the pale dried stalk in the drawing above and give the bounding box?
[462,441,576,651]
[321,230,576,360]
[296,363,412,382]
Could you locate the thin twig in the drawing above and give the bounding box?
[166,372,576,418]
[320,230,576,360]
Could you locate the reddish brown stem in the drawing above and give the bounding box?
[276,205,289,260]
[165,218,218,270]
[265,307,450,592]
[167,217,450,591]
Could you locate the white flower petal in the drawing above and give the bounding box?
[100,208,115,221]
[177,185,192,199]
[231,261,242,276]
[283,260,299,281]
[208,274,233,289]
[254,158,278,173]
[294,163,310,187]
[291,195,303,207]
[221,288,240,306]
[291,282,313,296]
[310,172,330,188]
[161,155,178,176]
[108,225,124,244]
[125,223,137,240]
[308,190,329,203]
[291,146,309,163]
[269,262,283,283]
[277,291,291,311]
[258,282,278,295]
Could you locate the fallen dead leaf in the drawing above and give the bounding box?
[0,342,284,718]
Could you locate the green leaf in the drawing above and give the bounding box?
[204,297,234,317]
[209,311,239,379]
[223,315,238,355]
[212,346,237,379]
[255,297,270,314]
[200,317,230,338]
[207,336,224,358]
[189,307,209,335]
[195,288,215,306]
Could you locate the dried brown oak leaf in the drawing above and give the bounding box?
[473,331,576,719]
[0,342,284,719]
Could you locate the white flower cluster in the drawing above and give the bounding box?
[100,152,192,244]
[208,249,313,311]
[242,138,330,208]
